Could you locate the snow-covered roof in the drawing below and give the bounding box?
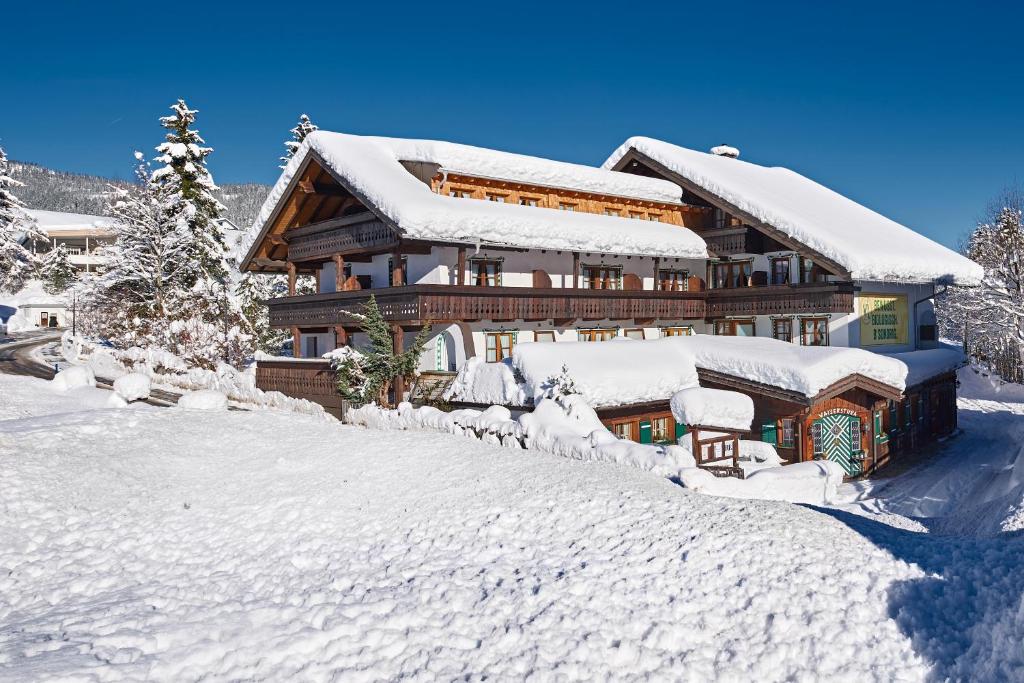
[670,387,754,431]
[243,132,707,265]
[885,344,966,388]
[447,338,700,409]
[25,209,117,235]
[684,335,909,397]
[603,137,983,285]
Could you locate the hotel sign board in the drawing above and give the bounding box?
[859,294,909,346]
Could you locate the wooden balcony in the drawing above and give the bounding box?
[702,227,764,256]
[268,285,707,327]
[286,213,397,262]
[704,282,855,318]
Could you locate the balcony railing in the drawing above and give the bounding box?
[268,285,707,327]
[287,214,396,262]
[705,282,855,317]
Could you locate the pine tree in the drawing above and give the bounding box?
[0,146,45,293]
[334,295,432,406]
[152,99,227,282]
[280,113,318,169]
[235,272,290,353]
[40,243,78,294]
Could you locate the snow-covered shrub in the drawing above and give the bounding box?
[177,389,228,411]
[51,365,96,392]
[114,373,152,402]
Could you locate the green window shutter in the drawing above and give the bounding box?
[675,422,687,440]
[638,420,653,444]
[761,421,777,445]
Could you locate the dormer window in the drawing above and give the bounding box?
[449,189,475,199]
[486,193,507,203]
[558,203,577,212]
[604,208,621,216]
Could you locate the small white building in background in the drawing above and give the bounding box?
[22,209,118,273]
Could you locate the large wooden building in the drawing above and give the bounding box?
[241,131,981,476]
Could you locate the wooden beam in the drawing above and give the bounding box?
[573,252,580,289]
[392,325,405,404]
[392,248,404,286]
[292,327,301,358]
[287,262,297,296]
[456,247,466,286]
[334,326,348,348]
[333,254,346,291]
[268,234,288,246]
[298,179,349,197]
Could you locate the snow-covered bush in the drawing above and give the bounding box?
[177,389,228,411]
[113,373,152,402]
[51,365,96,392]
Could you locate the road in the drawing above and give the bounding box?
[0,331,184,407]
[0,331,62,380]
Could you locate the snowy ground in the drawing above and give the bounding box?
[1,371,1023,680]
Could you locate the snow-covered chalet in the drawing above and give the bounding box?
[240,131,981,476]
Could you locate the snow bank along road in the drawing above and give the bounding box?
[1,372,1022,681]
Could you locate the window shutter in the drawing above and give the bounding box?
[675,422,687,440]
[811,422,823,454]
[761,421,777,445]
[638,420,653,444]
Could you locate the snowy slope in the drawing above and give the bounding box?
[2,373,1023,680]
[241,132,708,265]
[603,137,983,285]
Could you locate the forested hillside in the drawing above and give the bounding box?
[9,160,270,228]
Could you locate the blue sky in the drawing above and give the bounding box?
[2,1,1021,247]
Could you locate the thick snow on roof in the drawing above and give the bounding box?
[885,344,966,388]
[447,338,700,408]
[603,137,983,285]
[244,132,707,264]
[25,209,117,234]
[683,335,909,396]
[670,387,754,431]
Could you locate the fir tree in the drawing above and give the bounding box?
[334,295,432,405]
[0,146,45,293]
[236,272,290,353]
[40,243,78,294]
[280,114,318,169]
[152,99,227,281]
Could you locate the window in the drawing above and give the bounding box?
[919,324,937,342]
[889,399,899,432]
[611,422,633,440]
[485,332,515,362]
[471,259,502,287]
[801,258,829,284]
[448,189,475,199]
[658,269,689,291]
[811,422,824,455]
[578,328,617,342]
[582,265,621,290]
[662,326,693,337]
[387,255,408,286]
[800,317,829,346]
[624,328,645,340]
[647,214,661,222]
[519,197,539,207]
[629,211,645,220]
[850,419,862,451]
[904,399,913,427]
[772,318,793,342]
[711,260,753,289]
[485,193,507,203]
[603,208,621,216]
[651,416,672,443]
[779,418,795,448]
[714,209,742,230]
[534,330,556,343]
[771,257,791,285]
[715,319,755,337]
[66,247,83,256]
[558,203,577,212]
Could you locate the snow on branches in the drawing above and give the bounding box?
[281,114,318,169]
[0,146,45,293]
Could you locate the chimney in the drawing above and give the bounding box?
[710,145,740,159]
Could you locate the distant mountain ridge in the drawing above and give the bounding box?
[9,160,271,229]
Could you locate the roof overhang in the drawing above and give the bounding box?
[696,367,903,406]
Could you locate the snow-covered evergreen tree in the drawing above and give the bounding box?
[333,295,432,406]
[0,146,45,293]
[153,99,228,282]
[280,114,318,169]
[939,189,1024,382]
[40,243,78,294]
[235,272,290,353]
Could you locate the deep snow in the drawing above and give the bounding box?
[1,370,1023,680]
